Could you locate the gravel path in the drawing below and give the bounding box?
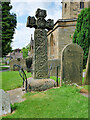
[0,65,10,68]
[80,93,90,97]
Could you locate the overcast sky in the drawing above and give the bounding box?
[10,0,62,49]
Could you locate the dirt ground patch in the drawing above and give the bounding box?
[30,92,47,98]
[77,86,90,97]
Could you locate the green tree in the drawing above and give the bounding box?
[22,47,28,58]
[2,2,17,57]
[73,7,90,69]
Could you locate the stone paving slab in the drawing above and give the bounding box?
[7,88,26,104]
[0,66,10,68]
[80,93,90,97]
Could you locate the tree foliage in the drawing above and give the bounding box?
[73,7,90,69]
[2,2,17,57]
[21,47,29,58]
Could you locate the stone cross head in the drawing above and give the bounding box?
[26,8,54,30]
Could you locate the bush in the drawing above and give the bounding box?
[73,7,90,69]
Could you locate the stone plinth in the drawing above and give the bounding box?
[33,29,48,79]
[27,77,56,91]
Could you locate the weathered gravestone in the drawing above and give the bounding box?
[0,89,11,116]
[26,8,54,79]
[84,47,90,85]
[60,43,83,85]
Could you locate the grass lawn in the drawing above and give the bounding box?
[50,76,60,85]
[2,71,32,91]
[3,86,88,118]
[83,69,86,72]
[1,71,89,118]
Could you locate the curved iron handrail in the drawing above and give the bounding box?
[13,64,28,92]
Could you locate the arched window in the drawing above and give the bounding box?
[50,34,54,59]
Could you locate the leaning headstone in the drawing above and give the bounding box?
[0,89,11,116]
[26,8,54,79]
[60,43,83,85]
[84,47,90,85]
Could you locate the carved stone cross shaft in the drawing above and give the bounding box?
[26,8,54,79]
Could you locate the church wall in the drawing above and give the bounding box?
[58,25,76,59]
[47,20,77,76]
[47,0,89,76]
[70,2,89,19]
[47,20,77,60]
[62,2,70,19]
[62,1,90,19]
[47,27,59,60]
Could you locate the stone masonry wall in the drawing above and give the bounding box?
[47,20,77,76]
[47,28,59,60]
[62,1,90,19]
[58,25,76,59]
[47,20,77,60]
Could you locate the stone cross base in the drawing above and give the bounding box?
[33,29,48,79]
[27,77,56,91]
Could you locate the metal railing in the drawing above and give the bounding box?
[13,63,60,92]
[49,65,60,87]
[13,64,28,92]
[30,64,60,87]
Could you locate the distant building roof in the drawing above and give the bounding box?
[14,48,21,52]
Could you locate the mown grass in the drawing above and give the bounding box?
[1,71,89,118]
[82,77,85,84]
[50,76,60,85]
[2,71,32,91]
[3,85,88,118]
[83,69,86,72]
